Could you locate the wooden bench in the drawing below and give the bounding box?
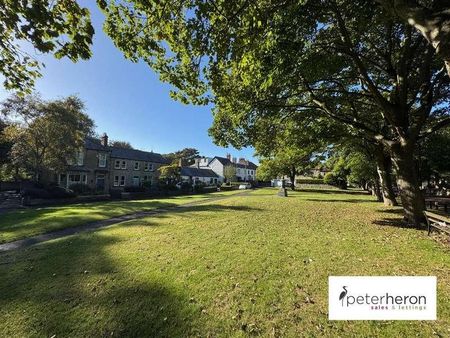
[424,211,450,236]
[425,197,450,212]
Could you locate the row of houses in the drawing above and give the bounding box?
[55,133,258,193]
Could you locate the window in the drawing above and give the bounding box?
[134,162,140,170]
[114,176,119,186]
[115,160,120,169]
[120,176,125,186]
[132,176,140,186]
[121,161,127,169]
[98,153,107,168]
[144,162,153,171]
[69,174,81,183]
[210,177,213,184]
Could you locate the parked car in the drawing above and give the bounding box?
[239,183,252,190]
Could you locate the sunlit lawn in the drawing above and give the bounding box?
[0,188,449,337]
[0,190,241,243]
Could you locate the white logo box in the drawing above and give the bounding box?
[329,276,436,320]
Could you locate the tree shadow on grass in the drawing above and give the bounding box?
[372,217,425,230]
[303,198,377,204]
[123,204,262,227]
[0,234,199,337]
[296,188,370,196]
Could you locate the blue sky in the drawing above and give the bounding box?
[0,1,256,163]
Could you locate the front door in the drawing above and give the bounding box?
[96,174,105,192]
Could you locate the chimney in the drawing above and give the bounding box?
[193,157,201,168]
[100,133,108,147]
[226,153,231,161]
[232,157,237,163]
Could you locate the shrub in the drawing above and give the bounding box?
[295,178,324,184]
[69,183,92,194]
[109,189,122,199]
[124,186,146,193]
[323,173,347,189]
[193,181,205,193]
[323,173,337,185]
[179,181,192,193]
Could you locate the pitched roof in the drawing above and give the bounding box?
[110,147,168,164]
[84,137,167,164]
[85,137,108,151]
[180,167,219,178]
[213,156,258,170]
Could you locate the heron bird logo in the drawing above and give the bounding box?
[339,286,348,306]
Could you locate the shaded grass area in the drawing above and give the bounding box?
[0,189,449,337]
[0,190,242,243]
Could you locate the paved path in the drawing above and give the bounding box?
[0,191,250,253]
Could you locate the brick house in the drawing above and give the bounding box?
[57,133,167,193]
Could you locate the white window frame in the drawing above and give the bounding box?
[115,160,120,169]
[98,153,107,168]
[121,161,127,169]
[120,176,125,186]
[114,175,119,187]
[149,163,153,171]
[134,162,140,170]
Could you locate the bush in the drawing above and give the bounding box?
[69,183,92,195]
[21,185,76,199]
[323,172,347,189]
[124,186,146,193]
[193,181,205,193]
[295,178,324,184]
[109,189,122,199]
[179,181,192,193]
[220,184,237,191]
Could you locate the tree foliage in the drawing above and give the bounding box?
[0,1,94,94]
[100,0,450,224]
[163,148,199,166]
[1,94,95,180]
[110,140,133,149]
[223,164,237,183]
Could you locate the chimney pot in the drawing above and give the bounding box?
[101,133,108,147]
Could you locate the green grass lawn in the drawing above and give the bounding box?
[0,190,242,243]
[0,188,449,337]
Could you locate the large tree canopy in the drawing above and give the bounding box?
[375,0,450,76]
[100,0,450,225]
[1,94,95,181]
[0,1,94,93]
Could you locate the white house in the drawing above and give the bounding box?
[191,154,258,182]
[180,167,221,185]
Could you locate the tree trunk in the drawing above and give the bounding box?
[390,142,425,227]
[373,178,383,202]
[375,147,398,206]
[289,167,296,191]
